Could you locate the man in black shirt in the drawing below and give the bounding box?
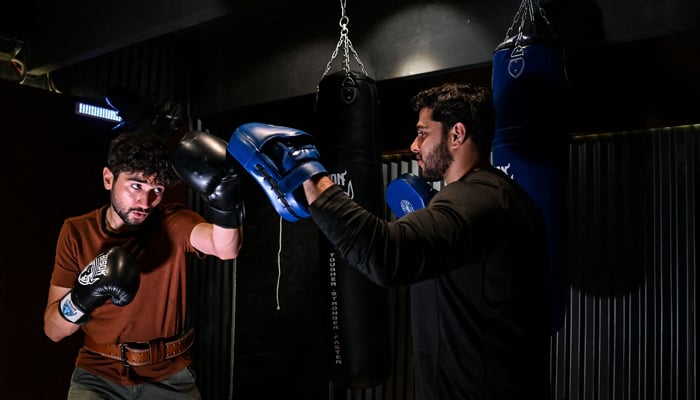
[232,83,552,400]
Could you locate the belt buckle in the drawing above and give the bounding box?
[119,343,131,367]
[119,341,151,367]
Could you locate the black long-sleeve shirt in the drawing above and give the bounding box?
[310,166,552,400]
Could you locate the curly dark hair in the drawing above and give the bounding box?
[411,82,495,155]
[106,131,180,187]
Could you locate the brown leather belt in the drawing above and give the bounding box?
[83,329,195,367]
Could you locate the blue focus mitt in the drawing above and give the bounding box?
[386,173,437,217]
[227,122,327,222]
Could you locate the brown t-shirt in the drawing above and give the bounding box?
[50,202,205,385]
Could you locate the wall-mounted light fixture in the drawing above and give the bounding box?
[75,102,123,123]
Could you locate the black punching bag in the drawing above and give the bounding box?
[491,25,569,334]
[313,70,391,387]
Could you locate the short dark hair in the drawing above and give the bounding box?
[106,131,179,187]
[411,82,495,154]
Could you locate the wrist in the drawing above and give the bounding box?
[58,292,89,325]
[207,202,245,228]
[303,174,333,205]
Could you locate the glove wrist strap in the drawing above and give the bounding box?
[208,202,245,229]
[58,292,89,325]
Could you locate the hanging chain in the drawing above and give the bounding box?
[319,0,367,81]
[503,0,554,57]
[504,0,551,42]
[504,0,530,41]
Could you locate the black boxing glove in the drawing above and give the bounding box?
[59,246,140,325]
[171,130,245,228]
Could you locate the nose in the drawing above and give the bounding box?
[135,191,159,208]
[410,136,422,154]
[133,194,148,209]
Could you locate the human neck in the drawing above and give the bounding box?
[444,154,489,185]
[104,206,126,233]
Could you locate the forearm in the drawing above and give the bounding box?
[211,224,242,260]
[191,223,242,260]
[44,286,81,342]
[309,185,404,286]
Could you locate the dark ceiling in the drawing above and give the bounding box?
[3,0,700,130]
[0,0,374,77]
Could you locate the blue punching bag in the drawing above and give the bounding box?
[491,4,569,334]
[313,70,391,386]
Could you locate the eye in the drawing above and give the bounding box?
[130,183,142,190]
[153,187,164,194]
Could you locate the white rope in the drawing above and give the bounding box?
[275,215,282,310]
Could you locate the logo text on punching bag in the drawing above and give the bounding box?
[328,252,343,365]
[494,162,514,180]
[329,170,354,199]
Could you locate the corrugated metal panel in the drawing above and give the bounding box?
[551,124,698,400]
[51,34,190,106]
[186,191,237,400]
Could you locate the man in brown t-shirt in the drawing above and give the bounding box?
[43,130,243,399]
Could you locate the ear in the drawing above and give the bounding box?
[450,122,467,147]
[103,167,114,190]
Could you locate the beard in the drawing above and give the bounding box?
[419,137,452,182]
[110,192,148,227]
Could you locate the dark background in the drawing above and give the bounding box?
[1,0,698,399]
